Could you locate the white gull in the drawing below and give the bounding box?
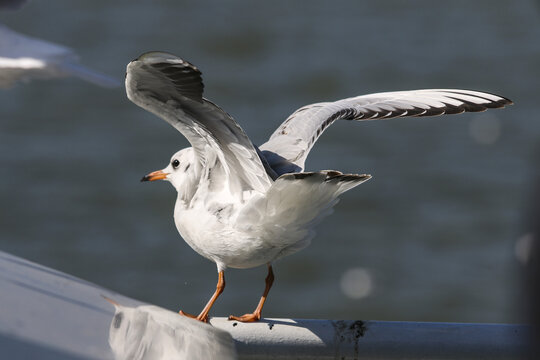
[127,51,512,322]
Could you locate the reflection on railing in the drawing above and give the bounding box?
[105,298,237,360]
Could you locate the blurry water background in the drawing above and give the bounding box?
[1,0,538,323]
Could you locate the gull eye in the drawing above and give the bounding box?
[172,159,180,169]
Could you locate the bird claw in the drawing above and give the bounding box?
[228,312,261,322]
[179,310,209,323]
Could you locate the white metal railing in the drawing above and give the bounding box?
[211,317,528,360]
[0,250,530,360]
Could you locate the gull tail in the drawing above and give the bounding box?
[267,170,371,229]
[278,170,371,195]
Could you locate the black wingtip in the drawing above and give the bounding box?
[128,51,205,104]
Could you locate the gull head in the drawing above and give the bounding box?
[141,148,195,191]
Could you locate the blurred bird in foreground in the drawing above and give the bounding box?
[127,51,512,322]
[0,0,119,89]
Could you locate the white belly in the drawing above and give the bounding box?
[174,201,284,271]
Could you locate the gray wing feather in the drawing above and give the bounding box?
[126,52,272,193]
[260,89,512,174]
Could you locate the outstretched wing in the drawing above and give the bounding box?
[260,89,512,174]
[126,52,272,194]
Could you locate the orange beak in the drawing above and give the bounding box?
[141,170,168,182]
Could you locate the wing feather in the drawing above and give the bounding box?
[126,52,272,194]
[260,89,512,174]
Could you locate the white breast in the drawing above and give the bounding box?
[173,195,282,271]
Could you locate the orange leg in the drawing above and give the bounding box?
[229,264,274,322]
[179,270,225,323]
